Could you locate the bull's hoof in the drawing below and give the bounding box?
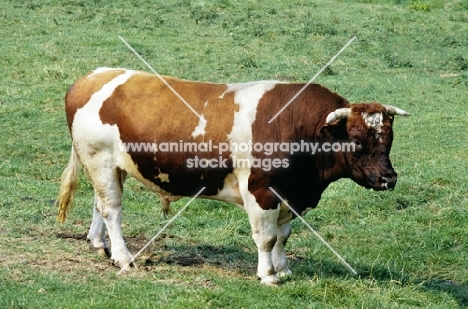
[260,274,281,286]
[88,242,111,259]
[97,247,111,258]
[113,260,135,272]
[277,269,292,278]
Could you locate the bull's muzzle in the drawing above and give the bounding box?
[379,175,397,190]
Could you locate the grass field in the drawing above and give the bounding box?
[1,0,467,307]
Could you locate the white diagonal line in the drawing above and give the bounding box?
[117,187,206,275]
[268,187,357,275]
[268,36,357,123]
[118,35,206,124]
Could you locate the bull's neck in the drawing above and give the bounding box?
[285,86,352,185]
[316,148,349,185]
[310,119,351,186]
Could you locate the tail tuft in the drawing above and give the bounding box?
[56,146,80,223]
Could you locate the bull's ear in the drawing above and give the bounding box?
[319,121,349,143]
[320,107,351,139]
[318,122,345,168]
[318,124,335,140]
[318,121,342,140]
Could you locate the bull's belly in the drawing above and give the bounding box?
[117,152,244,207]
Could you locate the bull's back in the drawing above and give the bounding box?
[67,68,240,140]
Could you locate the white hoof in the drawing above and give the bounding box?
[277,269,292,278]
[260,274,280,286]
[113,259,135,271]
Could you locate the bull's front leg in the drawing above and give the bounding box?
[272,221,292,277]
[246,205,281,286]
[237,171,281,285]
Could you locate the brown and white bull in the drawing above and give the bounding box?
[57,67,409,285]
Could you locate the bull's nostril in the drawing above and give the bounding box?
[380,176,397,189]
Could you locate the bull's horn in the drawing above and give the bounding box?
[325,108,351,124]
[383,105,410,116]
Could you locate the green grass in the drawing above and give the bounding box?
[1,0,467,308]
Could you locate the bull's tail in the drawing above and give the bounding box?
[57,146,80,223]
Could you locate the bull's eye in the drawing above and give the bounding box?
[353,140,362,150]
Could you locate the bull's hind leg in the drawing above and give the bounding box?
[86,162,133,270]
[87,171,127,259]
[87,196,110,258]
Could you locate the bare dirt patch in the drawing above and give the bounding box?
[56,231,255,273]
[56,231,87,241]
[0,229,252,282]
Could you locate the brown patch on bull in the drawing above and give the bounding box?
[249,83,350,212]
[202,90,238,140]
[99,72,237,196]
[65,69,125,130]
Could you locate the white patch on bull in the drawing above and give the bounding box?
[87,67,126,79]
[215,82,277,206]
[190,113,207,139]
[73,69,139,154]
[154,168,170,183]
[214,173,243,206]
[222,81,281,285]
[362,112,383,138]
[219,80,280,99]
[156,173,170,183]
[277,200,292,225]
[225,81,277,161]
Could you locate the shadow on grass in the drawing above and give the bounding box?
[421,279,468,307]
[144,243,256,275]
[93,234,468,307]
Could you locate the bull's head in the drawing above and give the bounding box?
[322,102,409,190]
